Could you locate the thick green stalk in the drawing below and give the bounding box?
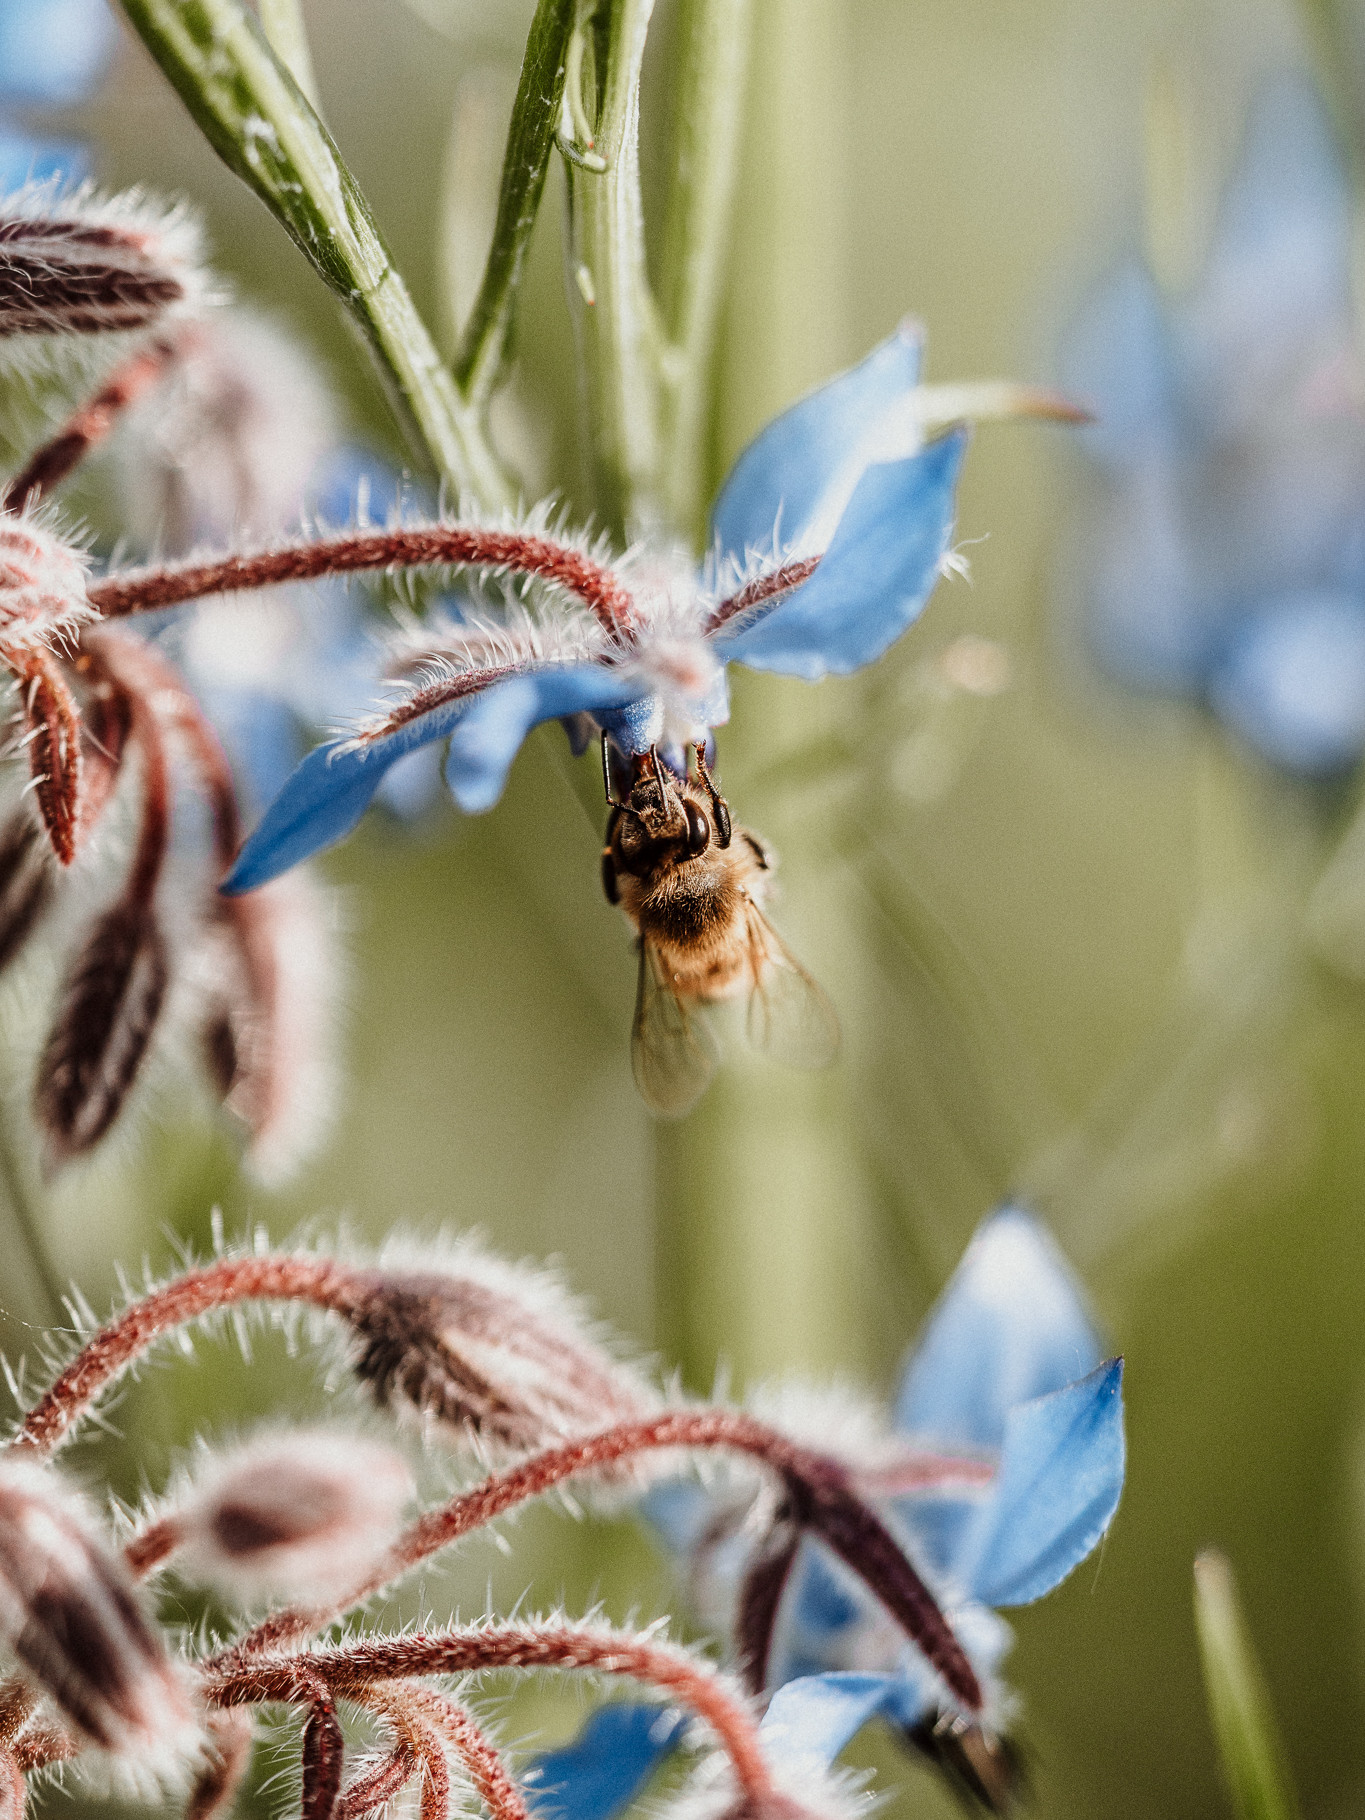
[117,0,512,508]
[454,0,576,406]
[566,0,664,539]
[256,0,319,110]
[656,0,754,539]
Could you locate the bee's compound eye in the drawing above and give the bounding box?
[684,802,711,855]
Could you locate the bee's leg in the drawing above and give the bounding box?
[693,742,733,848]
[600,730,623,807]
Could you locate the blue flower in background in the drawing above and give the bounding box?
[524,1210,1125,1815]
[224,324,970,891]
[1065,75,1365,777]
[0,0,116,188]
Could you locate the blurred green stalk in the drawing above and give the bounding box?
[1193,1550,1302,1820]
[654,0,879,1387]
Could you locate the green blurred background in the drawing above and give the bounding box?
[14,0,1365,1814]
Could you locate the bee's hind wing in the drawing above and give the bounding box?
[744,905,841,1071]
[632,940,721,1117]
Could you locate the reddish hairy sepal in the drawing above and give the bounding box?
[0,516,92,651]
[0,1462,196,1759]
[33,898,169,1160]
[87,523,638,641]
[0,813,52,974]
[734,1522,801,1696]
[186,1710,254,1820]
[342,1259,651,1454]
[2,338,180,515]
[0,192,202,342]
[705,557,820,635]
[8,647,82,864]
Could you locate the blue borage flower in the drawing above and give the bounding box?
[0,0,116,188]
[221,326,1074,894]
[1065,75,1365,778]
[524,1210,1124,1817]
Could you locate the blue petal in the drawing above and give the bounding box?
[223,665,640,892]
[443,668,644,813]
[758,1673,901,1769]
[1060,264,1181,467]
[894,1207,1103,1451]
[712,432,966,680]
[0,0,115,106]
[961,1358,1126,1607]
[709,325,922,567]
[1181,75,1351,435]
[523,1705,686,1820]
[1208,592,1365,777]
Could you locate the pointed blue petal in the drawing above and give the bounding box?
[895,1207,1103,1452]
[223,665,642,892]
[443,667,643,812]
[758,1673,901,1769]
[523,1705,686,1820]
[963,1358,1125,1607]
[709,326,922,567]
[712,432,966,680]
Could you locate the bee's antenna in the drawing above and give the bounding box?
[693,742,733,848]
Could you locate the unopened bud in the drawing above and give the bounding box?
[171,1432,412,1606]
[344,1250,653,1455]
[0,189,204,343]
[0,514,91,650]
[0,1462,196,1760]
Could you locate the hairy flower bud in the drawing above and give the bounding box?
[0,1462,195,1759]
[343,1246,654,1455]
[0,513,91,650]
[0,189,203,343]
[169,1431,412,1606]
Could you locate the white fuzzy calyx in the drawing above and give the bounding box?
[0,514,92,650]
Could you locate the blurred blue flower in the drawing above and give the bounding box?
[0,0,115,189]
[534,1210,1124,1806]
[177,444,443,819]
[224,325,969,891]
[1065,75,1365,776]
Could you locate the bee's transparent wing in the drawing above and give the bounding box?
[632,941,722,1117]
[744,905,841,1070]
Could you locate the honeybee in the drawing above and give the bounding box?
[600,740,840,1115]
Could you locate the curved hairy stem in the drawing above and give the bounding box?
[88,524,636,640]
[115,0,511,508]
[11,1252,365,1454]
[220,1408,983,1712]
[211,1623,775,1808]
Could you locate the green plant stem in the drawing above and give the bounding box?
[656,0,754,539]
[0,1114,63,1326]
[566,0,665,539]
[117,0,512,509]
[1193,1551,1302,1820]
[256,0,319,110]
[454,0,576,407]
